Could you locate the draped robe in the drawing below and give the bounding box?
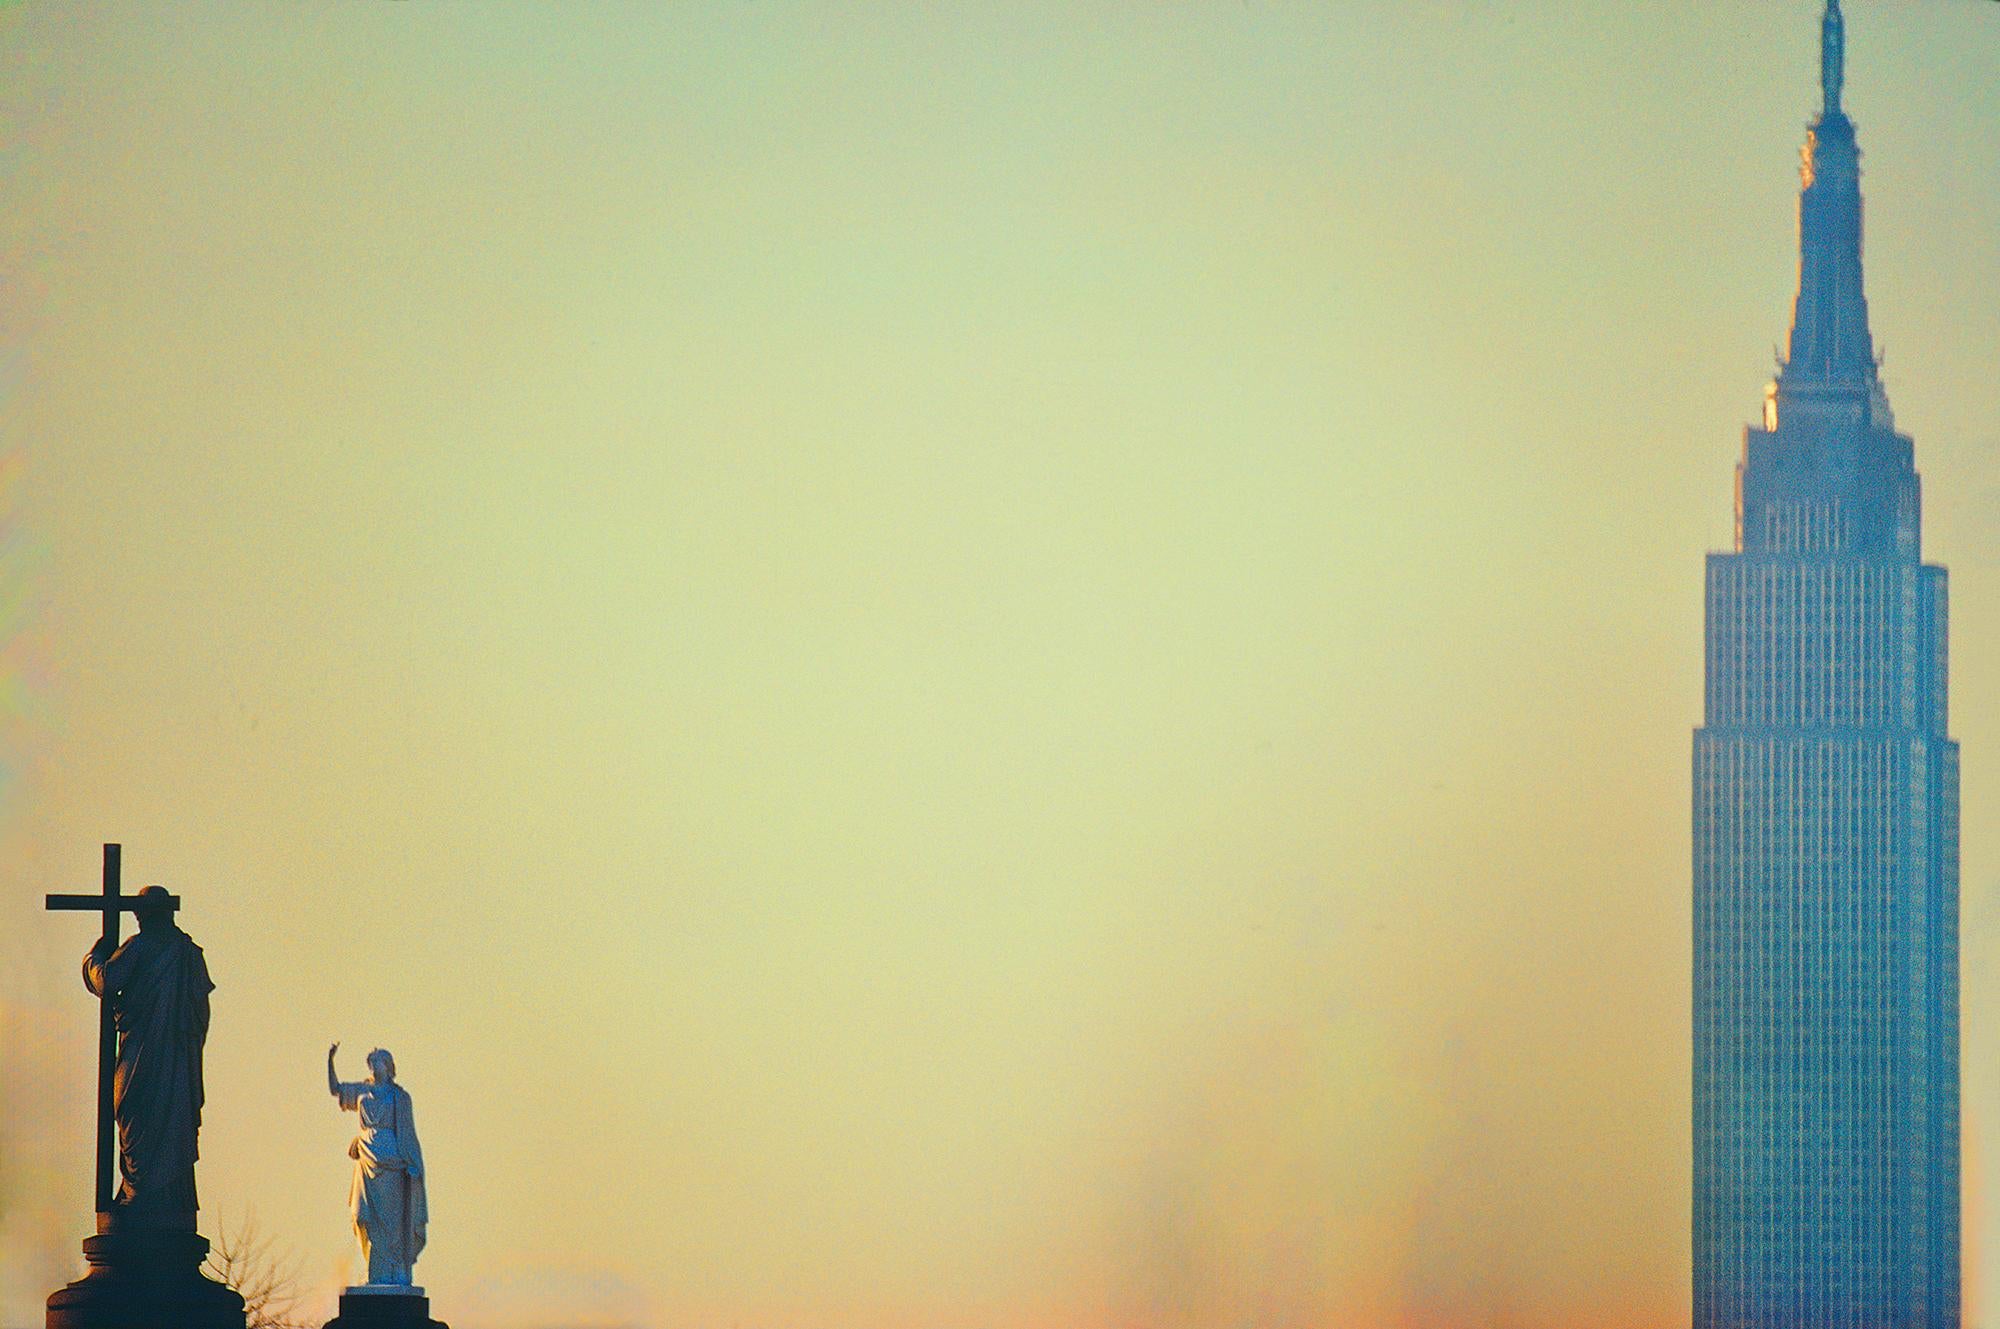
[82,924,214,1222]
[334,1080,428,1284]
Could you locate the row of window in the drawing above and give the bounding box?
[1704,555,1931,729]
[1760,498,1853,552]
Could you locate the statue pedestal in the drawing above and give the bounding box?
[324,1287,449,1329]
[46,1225,246,1329]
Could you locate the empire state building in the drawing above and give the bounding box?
[1692,3,1959,1326]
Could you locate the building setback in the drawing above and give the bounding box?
[1691,3,1960,1326]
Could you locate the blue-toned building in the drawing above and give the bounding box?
[1692,3,1959,1326]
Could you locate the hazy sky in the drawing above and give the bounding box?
[2,4,1998,1327]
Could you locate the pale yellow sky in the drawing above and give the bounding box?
[2,5,1998,1328]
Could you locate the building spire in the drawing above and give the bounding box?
[1778,0,1880,405]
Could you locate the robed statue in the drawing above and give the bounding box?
[328,1044,429,1286]
[82,884,215,1226]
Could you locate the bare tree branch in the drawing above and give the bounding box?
[203,1210,311,1329]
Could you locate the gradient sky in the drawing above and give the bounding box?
[2,4,1998,1327]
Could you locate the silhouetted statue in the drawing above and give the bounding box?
[328,1044,429,1287]
[82,884,215,1226]
[44,848,240,1329]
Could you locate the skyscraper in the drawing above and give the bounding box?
[1692,4,1959,1326]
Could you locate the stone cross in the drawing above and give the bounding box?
[43,843,183,1213]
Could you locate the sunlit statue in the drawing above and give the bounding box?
[327,1043,429,1287]
[83,885,215,1227]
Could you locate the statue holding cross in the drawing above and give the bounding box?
[83,880,214,1223]
[44,843,243,1329]
[47,845,214,1228]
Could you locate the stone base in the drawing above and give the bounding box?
[46,1227,246,1329]
[324,1288,448,1329]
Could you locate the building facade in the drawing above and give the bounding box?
[1691,3,1959,1326]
